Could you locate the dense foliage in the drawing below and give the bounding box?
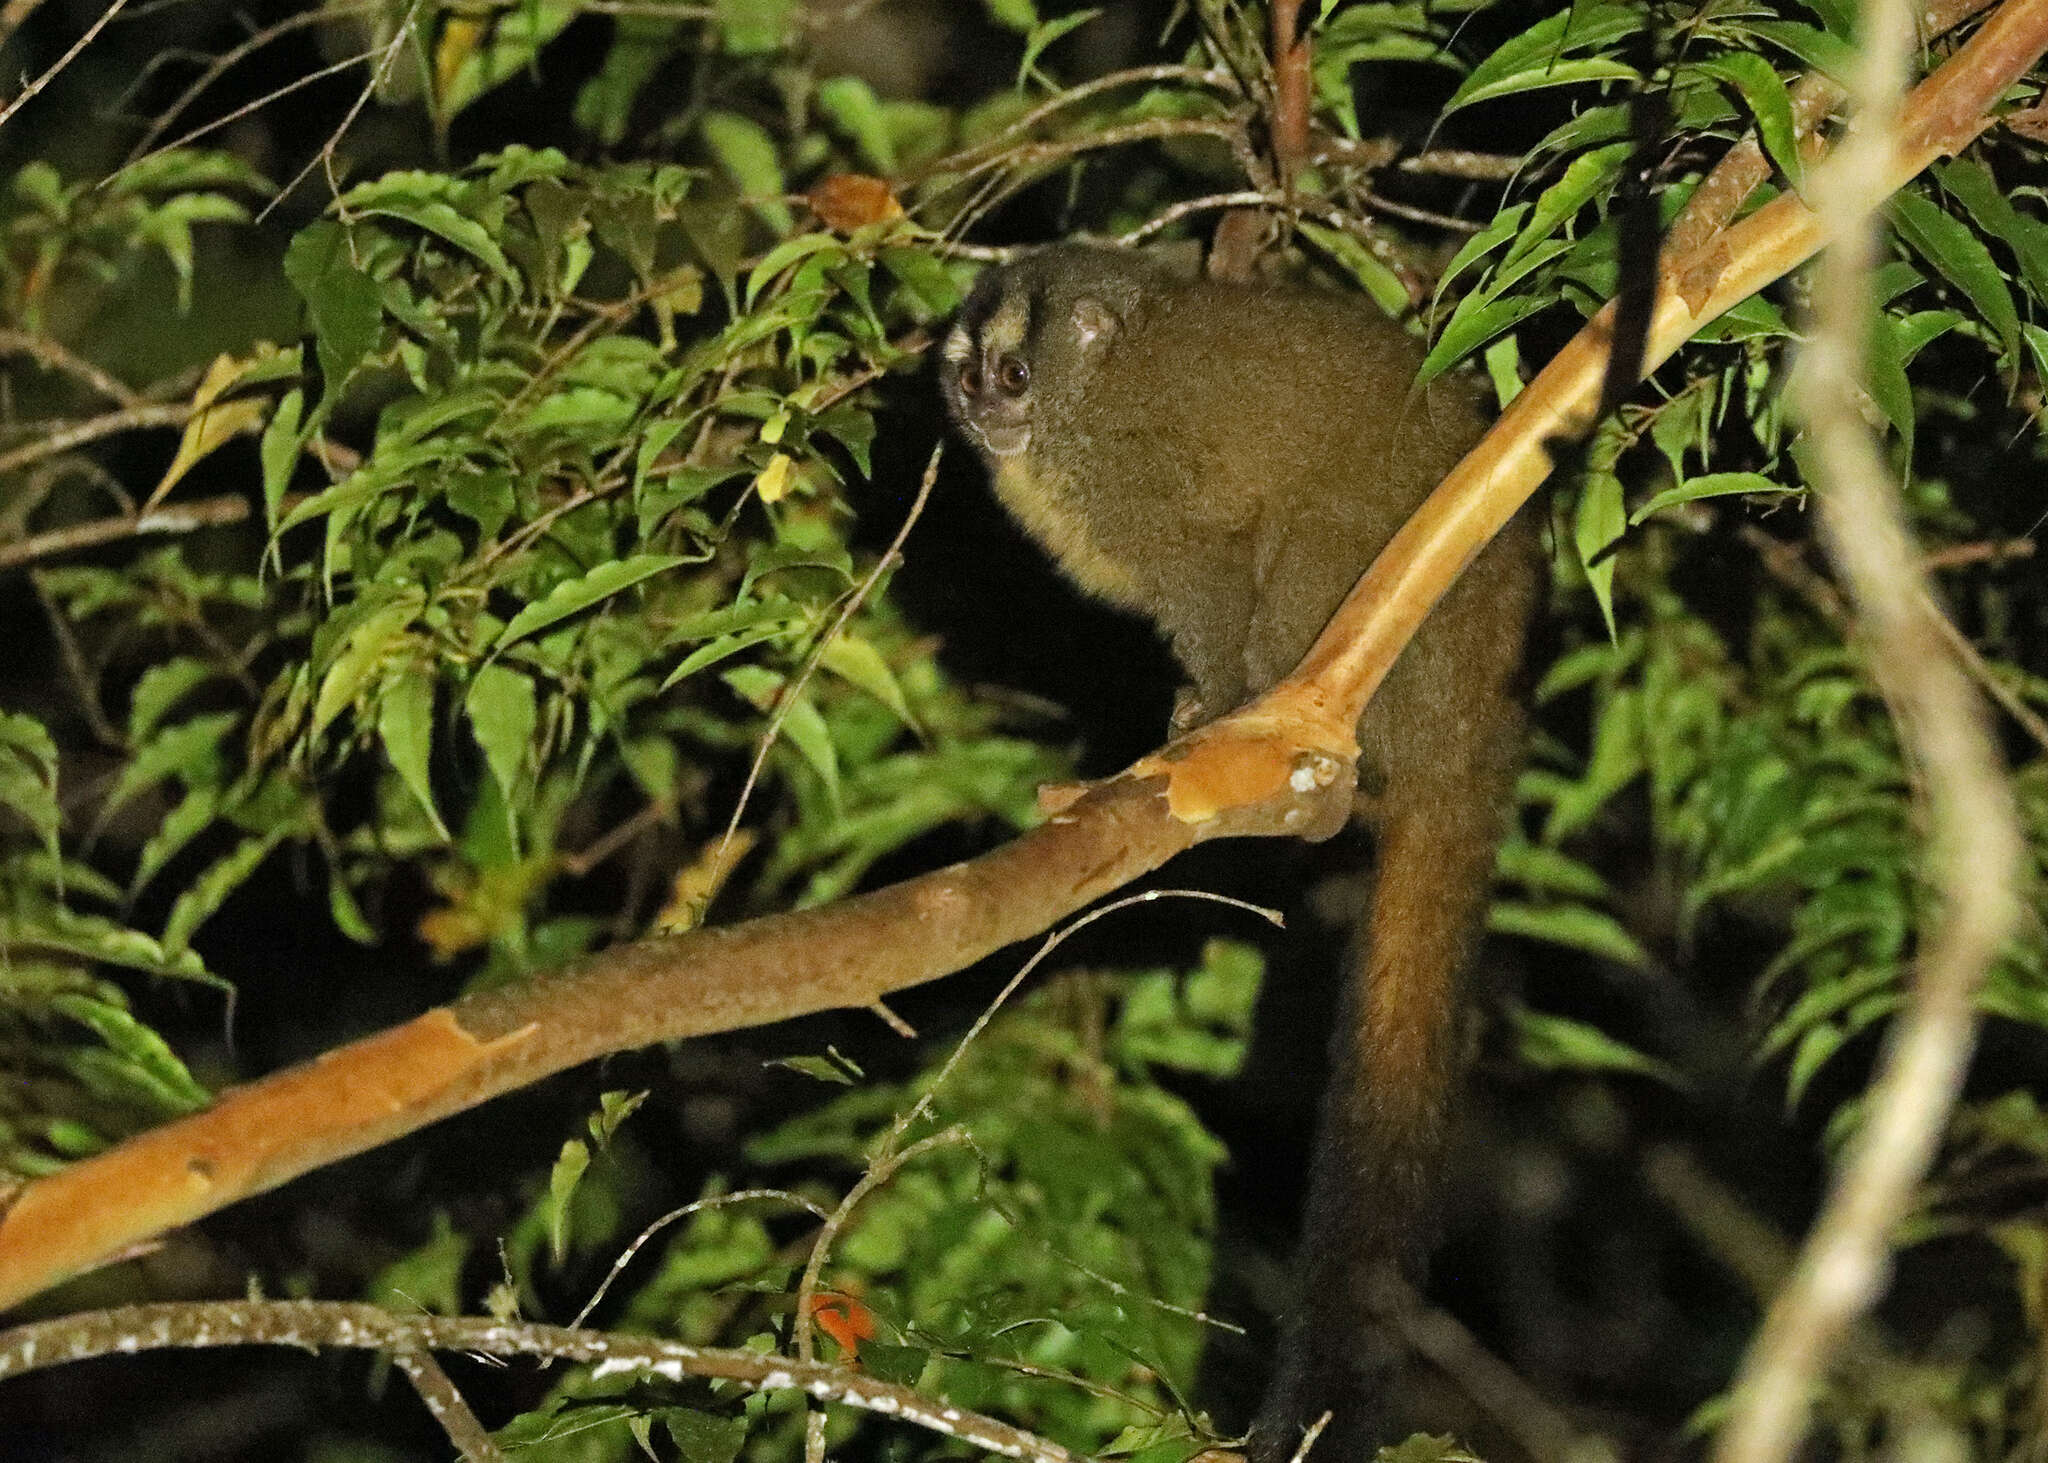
[1,0,2045,1458]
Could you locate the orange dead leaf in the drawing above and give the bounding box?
[808,1290,878,1361]
[807,174,902,233]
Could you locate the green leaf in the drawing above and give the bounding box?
[283,220,384,394]
[1418,292,1553,383]
[1510,143,1629,265]
[312,599,422,741]
[0,712,62,858]
[494,554,688,649]
[260,386,305,523]
[467,664,537,816]
[162,829,287,957]
[716,0,792,52]
[818,634,919,731]
[1935,159,2048,305]
[701,112,792,234]
[1575,467,1625,640]
[1446,5,1642,113]
[545,1138,590,1265]
[51,994,211,1112]
[1490,901,1648,966]
[816,76,897,172]
[340,173,518,281]
[1692,52,1804,187]
[1297,220,1410,315]
[378,668,448,839]
[1019,8,1100,82]
[981,0,1037,30]
[1629,471,1794,524]
[1890,187,2022,367]
[1511,1006,1681,1085]
[101,711,239,826]
[724,665,839,806]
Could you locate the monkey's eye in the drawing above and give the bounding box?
[995,355,1030,395]
[957,362,982,397]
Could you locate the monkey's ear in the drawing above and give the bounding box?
[1071,296,1120,350]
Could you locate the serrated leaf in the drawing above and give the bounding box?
[50,993,211,1111]
[283,221,384,394]
[545,1138,590,1264]
[378,668,447,839]
[494,554,687,649]
[260,386,305,523]
[1891,187,2022,367]
[1936,159,2048,305]
[1509,143,1629,266]
[1629,470,1793,524]
[818,634,918,730]
[1575,467,1625,640]
[467,663,537,815]
[342,175,518,281]
[1297,220,1410,315]
[162,828,287,957]
[312,599,422,741]
[0,712,61,854]
[1446,4,1642,113]
[1418,292,1552,382]
[1692,52,1804,187]
[1490,901,1648,966]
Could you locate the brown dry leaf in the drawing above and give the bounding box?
[807,174,903,233]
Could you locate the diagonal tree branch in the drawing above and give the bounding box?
[0,1300,1075,1463]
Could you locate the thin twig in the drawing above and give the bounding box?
[260,0,425,221]
[882,889,1283,1163]
[1372,1273,1613,1463]
[0,493,251,573]
[1712,0,2027,1457]
[925,65,1239,180]
[0,329,138,406]
[0,0,136,131]
[126,4,378,164]
[712,441,942,861]
[570,1189,830,1328]
[390,1349,507,1463]
[0,1300,1076,1463]
[0,401,192,479]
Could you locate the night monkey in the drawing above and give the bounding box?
[943,245,1541,1462]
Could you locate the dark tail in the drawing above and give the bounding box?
[1249,788,1507,1463]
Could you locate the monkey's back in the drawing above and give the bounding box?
[1057,277,1503,706]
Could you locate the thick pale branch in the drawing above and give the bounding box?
[1,0,2042,1322]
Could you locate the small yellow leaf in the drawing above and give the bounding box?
[654,828,757,932]
[755,452,796,502]
[435,16,487,104]
[151,352,273,503]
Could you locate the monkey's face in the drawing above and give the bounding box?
[941,246,1144,467]
[940,292,1038,461]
